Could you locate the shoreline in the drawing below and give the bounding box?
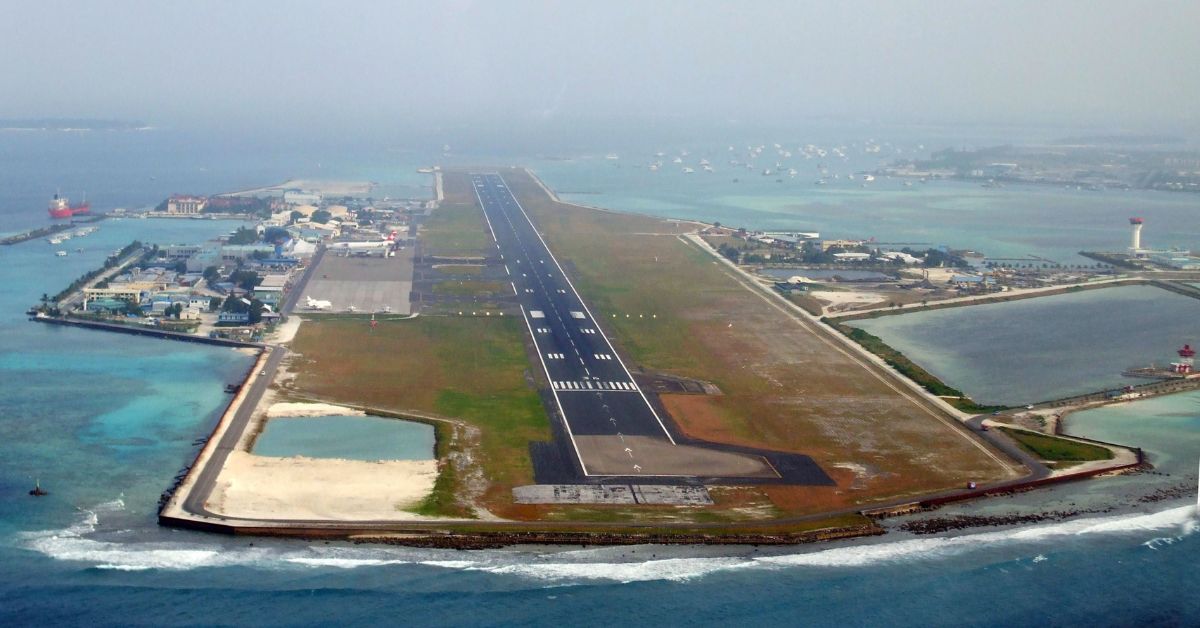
[156,167,1179,548]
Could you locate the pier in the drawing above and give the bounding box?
[1,215,107,246]
[31,314,265,348]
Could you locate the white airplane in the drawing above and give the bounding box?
[305,296,332,310]
[328,230,403,253]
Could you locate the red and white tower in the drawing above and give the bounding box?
[1172,344,1194,374]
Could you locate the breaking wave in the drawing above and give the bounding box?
[16,500,1197,582]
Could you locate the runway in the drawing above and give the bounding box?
[472,173,782,479]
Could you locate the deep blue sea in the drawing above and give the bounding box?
[0,128,1196,627]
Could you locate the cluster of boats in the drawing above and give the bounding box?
[48,226,97,257]
[620,140,925,187]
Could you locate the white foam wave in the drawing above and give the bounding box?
[285,557,410,569]
[759,505,1197,571]
[16,502,1196,581]
[471,556,753,583]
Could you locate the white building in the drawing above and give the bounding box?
[166,195,207,214]
[880,251,922,265]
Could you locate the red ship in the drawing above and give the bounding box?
[47,193,90,219]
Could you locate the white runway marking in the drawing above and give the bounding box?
[530,310,545,318]
[570,311,586,319]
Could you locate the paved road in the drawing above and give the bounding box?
[472,173,677,474]
[177,246,321,518]
[181,346,285,518]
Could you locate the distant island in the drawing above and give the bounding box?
[0,118,150,131]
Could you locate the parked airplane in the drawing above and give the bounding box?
[328,230,398,253]
[305,296,332,310]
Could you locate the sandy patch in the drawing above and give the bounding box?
[808,290,886,310]
[271,316,304,344]
[900,267,960,283]
[267,401,364,418]
[206,451,440,521]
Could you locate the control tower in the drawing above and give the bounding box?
[1129,217,1144,256]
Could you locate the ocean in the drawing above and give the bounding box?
[0,127,1196,626]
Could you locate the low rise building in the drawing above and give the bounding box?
[220,243,276,263]
[1150,250,1200,270]
[284,190,322,206]
[881,251,922,265]
[217,311,251,325]
[166,195,208,214]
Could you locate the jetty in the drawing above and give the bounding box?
[30,314,264,348]
[1,223,75,246]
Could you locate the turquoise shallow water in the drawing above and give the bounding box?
[253,415,435,461]
[0,130,1196,626]
[531,152,1200,266]
[851,285,1200,405]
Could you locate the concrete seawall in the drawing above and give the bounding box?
[861,451,1145,518]
[158,349,270,524]
[32,315,263,349]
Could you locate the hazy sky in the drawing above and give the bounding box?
[4,0,1198,133]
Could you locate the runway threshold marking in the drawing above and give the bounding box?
[476,174,679,470]
[489,173,677,445]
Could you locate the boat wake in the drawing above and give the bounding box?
[16,501,1198,582]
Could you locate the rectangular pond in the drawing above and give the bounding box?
[849,285,1200,406]
[253,415,435,461]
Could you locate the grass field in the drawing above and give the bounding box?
[283,168,1018,525]
[998,428,1114,463]
[825,321,1005,414]
[289,316,550,518]
[433,264,485,276]
[432,279,510,298]
[501,167,1018,516]
[421,180,492,257]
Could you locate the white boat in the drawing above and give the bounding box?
[682,167,695,174]
[672,157,683,164]
[48,237,62,245]
[56,250,67,257]
[702,165,714,172]
[648,163,659,171]
[605,153,619,160]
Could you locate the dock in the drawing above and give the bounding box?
[31,315,265,348]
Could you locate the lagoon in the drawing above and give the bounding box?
[850,285,1200,406]
[253,415,435,461]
